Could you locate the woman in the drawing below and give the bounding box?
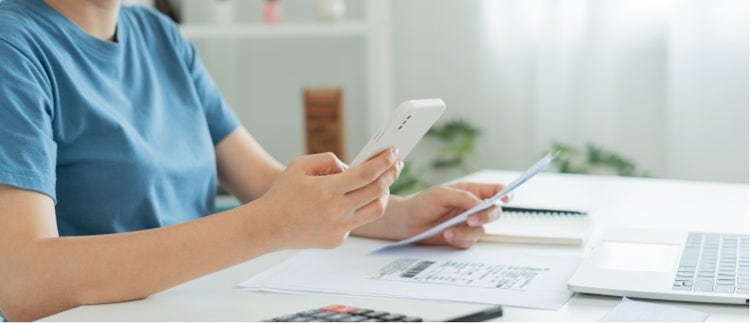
[0,0,507,320]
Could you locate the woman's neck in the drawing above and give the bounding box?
[44,0,121,41]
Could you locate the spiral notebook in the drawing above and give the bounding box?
[482,206,591,245]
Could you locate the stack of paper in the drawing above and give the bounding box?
[239,243,581,310]
[482,208,591,245]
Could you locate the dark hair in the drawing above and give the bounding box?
[154,0,181,23]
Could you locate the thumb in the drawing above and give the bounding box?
[439,186,484,211]
[293,153,348,176]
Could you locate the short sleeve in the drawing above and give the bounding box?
[184,42,240,145]
[150,10,240,145]
[0,39,57,202]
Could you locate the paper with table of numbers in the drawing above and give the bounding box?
[239,243,580,310]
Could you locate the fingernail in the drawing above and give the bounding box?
[398,160,404,169]
[444,229,454,242]
[468,217,480,226]
[394,148,400,157]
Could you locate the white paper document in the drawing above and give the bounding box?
[239,243,580,310]
[378,152,556,251]
[599,297,709,322]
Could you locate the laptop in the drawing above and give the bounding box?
[568,227,749,305]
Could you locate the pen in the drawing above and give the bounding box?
[501,206,587,216]
[446,305,504,322]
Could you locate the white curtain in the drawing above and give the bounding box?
[473,0,748,182]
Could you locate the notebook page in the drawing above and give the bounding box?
[482,208,591,245]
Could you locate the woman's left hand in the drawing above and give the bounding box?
[353,182,511,249]
[400,182,510,248]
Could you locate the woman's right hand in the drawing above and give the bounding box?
[252,149,402,249]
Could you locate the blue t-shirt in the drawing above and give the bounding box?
[0,0,240,236]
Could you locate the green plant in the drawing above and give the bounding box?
[390,119,482,195]
[427,119,481,172]
[388,162,426,195]
[550,141,648,177]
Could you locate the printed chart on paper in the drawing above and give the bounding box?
[371,258,549,291]
[239,242,580,310]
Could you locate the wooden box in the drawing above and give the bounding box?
[303,88,345,161]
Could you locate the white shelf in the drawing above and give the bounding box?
[179,1,393,143]
[180,22,369,39]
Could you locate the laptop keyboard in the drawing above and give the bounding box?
[673,233,749,295]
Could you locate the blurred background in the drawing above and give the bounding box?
[133,0,748,190]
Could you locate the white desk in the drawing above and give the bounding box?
[42,171,750,321]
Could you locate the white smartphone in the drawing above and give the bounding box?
[349,99,446,167]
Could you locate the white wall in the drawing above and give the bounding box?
[393,0,748,183]
[664,1,749,182]
[189,0,748,183]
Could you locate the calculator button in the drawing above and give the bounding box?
[364,311,389,318]
[267,305,424,322]
[312,311,336,319]
[271,314,300,321]
[322,304,360,314]
[348,315,370,322]
[380,313,405,321]
[327,313,354,321]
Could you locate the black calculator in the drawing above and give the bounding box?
[266,303,504,322]
[266,304,423,322]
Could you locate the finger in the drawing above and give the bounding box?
[292,152,348,176]
[320,159,349,175]
[337,148,398,192]
[466,206,502,227]
[502,193,513,203]
[350,191,390,228]
[444,226,485,249]
[450,182,504,200]
[345,161,402,209]
[433,186,484,212]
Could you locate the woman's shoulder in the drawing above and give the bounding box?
[123,4,176,28]
[121,5,190,52]
[0,14,62,86]
[0,1,44,51]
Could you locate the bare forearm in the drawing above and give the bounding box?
[0,203,278,321]
[0,144,402,321]
[351,195,408,240]
[216,127,285,203]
